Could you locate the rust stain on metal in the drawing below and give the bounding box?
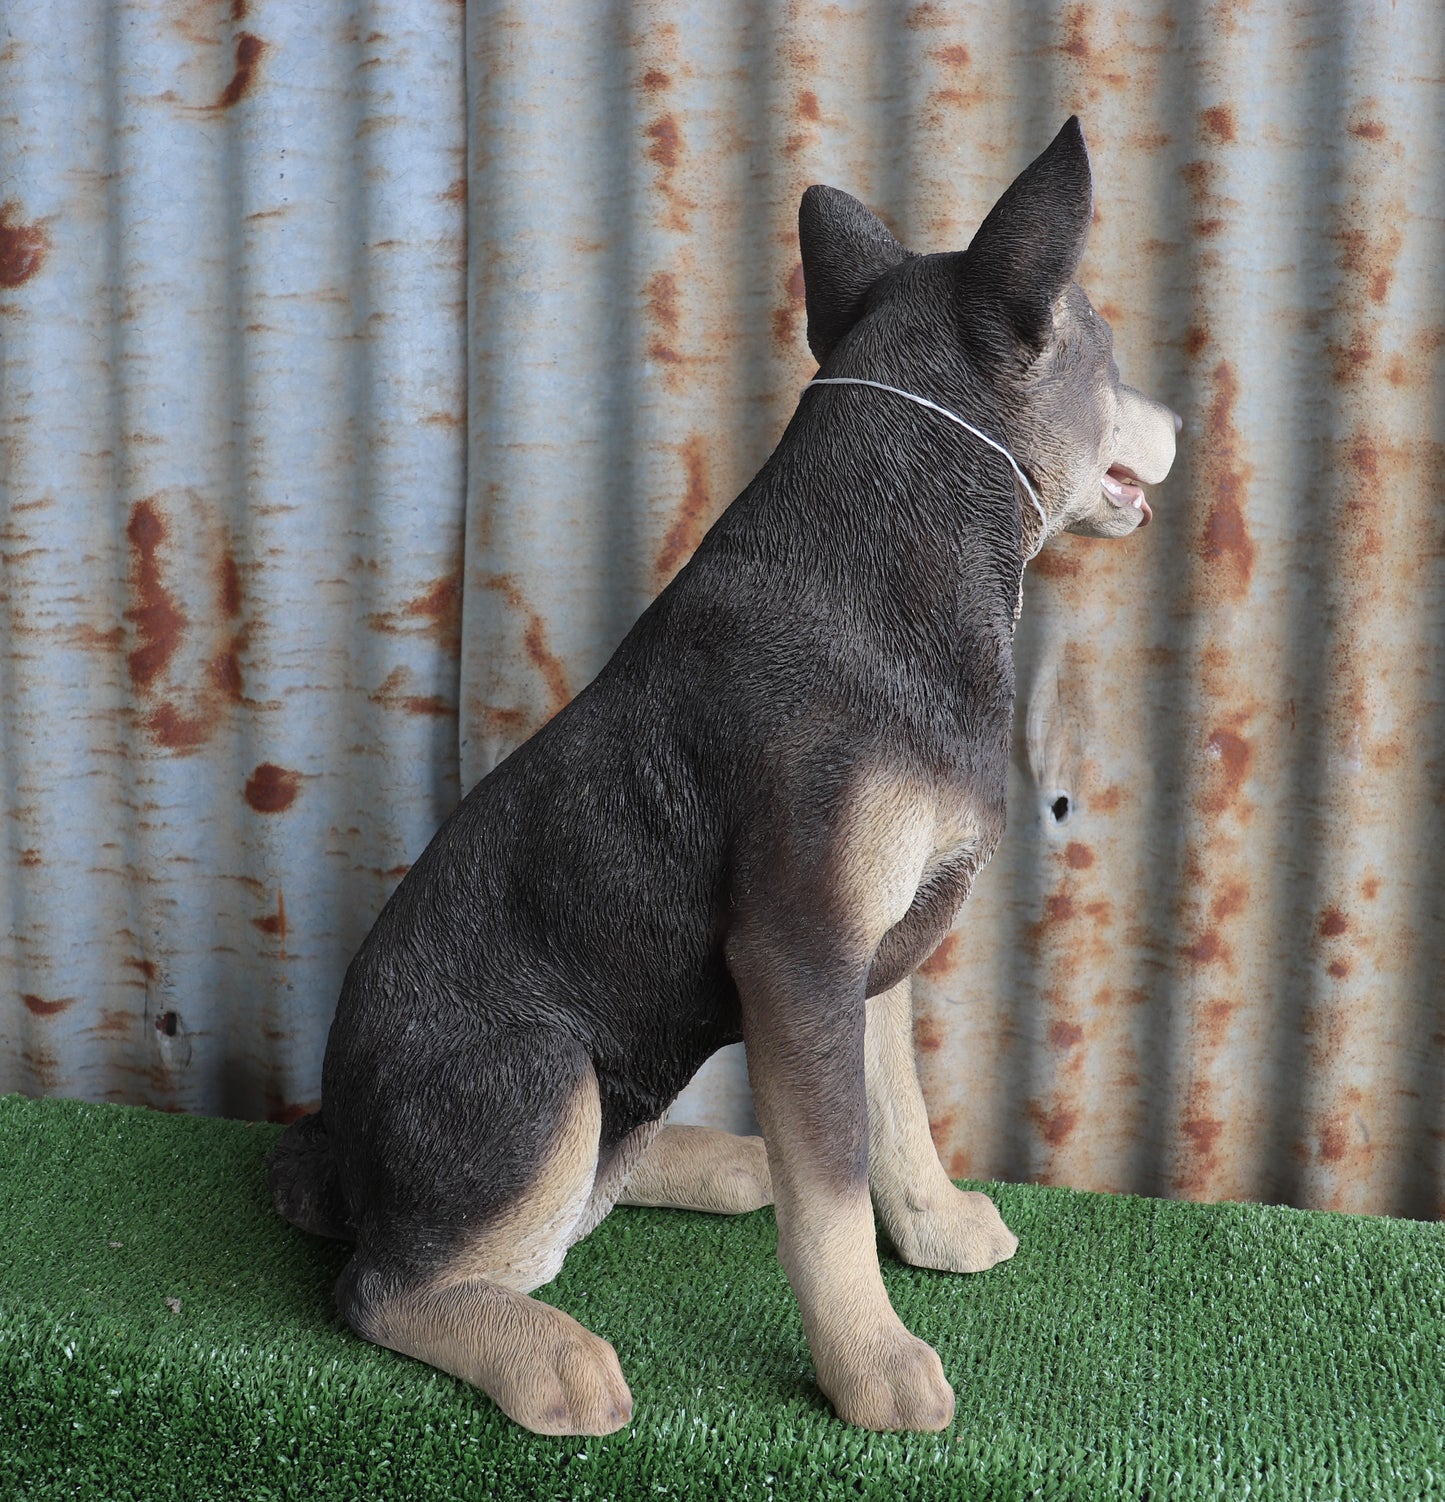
[1199,105,1236,144]
[655,435,710,584]
[483,574,572,717]
[148,702,211,750]
[19,848,40,868]
[1180,1106,1224,1163]
[641,68,670,93]
[1349,117,1386,141]
[208,645,244,704]
[1028,540,1082,579]
[905,2,948,28]
[913,1013,943,1053]
[1180,929,1230,965]
[253,889,287,960]
[0,201,49,289]
[1059,3,1091,59]
[771,260,806,353]
[1200,728,1251,814]
[370,665,455,718]
[796,89,822,123]
[404,573,462,653]
[1045,892,1075,923]
[1181,324,1209,358]
[266,1101,312,1127]
[1063,841,1094,869]
[1210,880,1249,921]
[926,1110,957,1152]
[934,44,970,68]
[120,504,250,747]
[1317,1114,1349,1164]
[70,623,125,651]
[125,500,186,690]
[1334,222,1404,308]
[1027,1101,1079,1148]
[1049,1020,1084,1050]
[1318,906,1349,938]
[918,930,959,978]
[645,270,679,334]
[645,270,682,366]
[244,763,300,813]
[646,114,681,171]
[369,571,462,657]
[1200,998,1239,1046]
[1199,361,1255,595]
[1329,327,1375,383]
[1327,959,1351,979]
[1361,875,1381,900]
[22,994,74,1017]
[216,33,267,109]
[216,551,242,617]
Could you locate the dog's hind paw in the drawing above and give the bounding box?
[488,1305,635,1437]
[881,1185,1019,1274]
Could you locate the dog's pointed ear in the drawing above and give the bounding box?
[959,116,1093,349]
[798,186,910,362]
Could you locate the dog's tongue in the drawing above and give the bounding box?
[1103,466,1152,526]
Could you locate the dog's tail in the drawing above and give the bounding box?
[267,1111,354,1241]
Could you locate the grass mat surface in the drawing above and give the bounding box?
[1,1093,1443,1500]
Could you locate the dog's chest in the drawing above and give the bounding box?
[847,774,1000,938]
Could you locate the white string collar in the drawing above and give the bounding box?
[804,377,1048,561]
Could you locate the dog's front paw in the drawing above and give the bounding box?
[882,1185,1018,1274]
[816,1321,955,1432]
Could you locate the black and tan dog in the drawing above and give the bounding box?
[269,117,1177,1436]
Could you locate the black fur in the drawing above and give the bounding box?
[270,117,1106,1286]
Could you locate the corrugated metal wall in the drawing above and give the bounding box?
[3,1,1441,1218]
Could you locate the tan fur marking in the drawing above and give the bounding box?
[616,1124,773,1213]
[441,1063,602,1294]
[570,1115,666,1245]
[865,978,1018,1272]
[841,771,986,943]
[771,1172,955,1431]
[363,1276,632,1436]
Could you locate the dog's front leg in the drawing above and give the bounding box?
[731,937,955,1433]
[866,976,1018,1273]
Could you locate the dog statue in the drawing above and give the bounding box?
[269,116,1177,1437]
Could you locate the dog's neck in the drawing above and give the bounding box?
[759,377,1033,654]
[803,379,1047,560]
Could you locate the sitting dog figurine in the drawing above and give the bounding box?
[269,116,1177,1436]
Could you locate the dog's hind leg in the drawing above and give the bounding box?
[865,977,1017,1273]
[335,1043,632,1436]
[615,1125,773,1214]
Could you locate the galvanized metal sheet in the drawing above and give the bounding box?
[1,0,467,1118]
[3,0,1441,1216]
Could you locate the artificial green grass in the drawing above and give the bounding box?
[1,1094,1442,1500]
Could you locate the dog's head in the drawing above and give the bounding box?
[799,118,1177,544]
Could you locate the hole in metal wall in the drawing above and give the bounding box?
[1050,794,1071,824]
[156,1011,180,1037]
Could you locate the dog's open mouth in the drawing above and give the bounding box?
[1102,464,1152,526]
